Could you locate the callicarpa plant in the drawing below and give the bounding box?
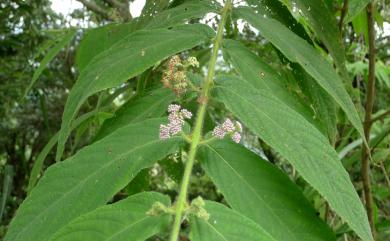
[5,0,387,241]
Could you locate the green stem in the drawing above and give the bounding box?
[168,1,232,240]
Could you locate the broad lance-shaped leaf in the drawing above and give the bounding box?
[346,0,371,22]
[222,39,323,132]
[190,201,277,241]
[234,7,365,144]
[49,192,171,241]
[95,88,175,141]
[24,29,76,97]
[76,22,135,72]
[215,75,373,241]
[76,1,217,72]
[293,0,348,81]
[5,118,183,241]
[145,0,220,29]
[199,141,335,241]
[57,24,214,161]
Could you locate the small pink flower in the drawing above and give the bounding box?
[159,124,170,140]
[180,109,192,119]
[212,118,243,143]
[222,118,235,132]
[231,132,241,143]
[160,104,193,140]
[168,104,181,113]
[212,126,226,139]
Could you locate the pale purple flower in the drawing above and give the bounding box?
[222,118,235,132]
[180,109,193,119]
[212,118,243,143]
[212,126,226,139]
[168,104,181,113]
[159,124,170,140]
[231,132,241,143]
[160,104,193,140]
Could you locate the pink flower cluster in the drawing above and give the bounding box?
[160,104,192,140]
[212,118,242,143]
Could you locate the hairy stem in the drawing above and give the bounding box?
[361,1,376,239]
[168,1,232,240]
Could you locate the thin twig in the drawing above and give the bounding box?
[103,0,132,21]
[379,161,390,186]
[339,0,349,32]
[361,1,377,239]
[77,0,115,21]
[370,109,390,124]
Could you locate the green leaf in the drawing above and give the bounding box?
[199,140,336,241]
[95,88,175,141]
[145,0,220,29]
[56,24,214,161]
[190,201,277,241]
[347,0,370,23]
[76,22,135,72]
[293,0,348,81]
[245,0,311,41]
[214,75,373,241]
[50,192,171,241]
[27,108,106,194]
[24,29,76,98]
[135,0,170,28]
[234,7,365,144]
[295,65,338,143]
[5,118,182,241]
[352,10,369,44]
[222,39,320,130]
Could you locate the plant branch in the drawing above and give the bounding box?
[168,1,232,241]
[77,0,115,21]
[339,0,349,32]
[370,109,390,124]
[103,0,132,21]
[361,1,376,239]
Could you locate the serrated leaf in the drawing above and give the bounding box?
[24,29,76,97]
[76,1,216,72]
[5,118,182,241]
[95,88,175,141]
[145,0,220,29]
[57,24,214,161]
[222,39,320,130]
[190,201,277,241]
[214,75,373,241]
[50,192,171,241]
[293,0,346,73]
[245,0,311,41]
[199,140,335,241]
[234,7,365,144]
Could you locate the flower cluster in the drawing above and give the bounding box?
[161,55,199,96]
[212,118,242,143]
[160,104,192,140]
